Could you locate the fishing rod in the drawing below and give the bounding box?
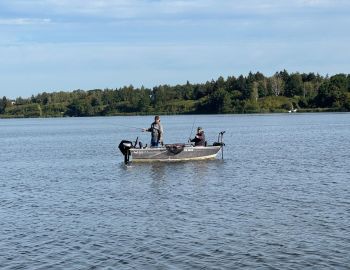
[188,119,196,142]
[118,124,144,131]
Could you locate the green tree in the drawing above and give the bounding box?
[0,96,7,114]
[207,88,231,113]
[225,76,237,93]
[279,69,290,83]
[137,89,151,112]
[285,73,303,97]
[329,74,348,92]
[315,80,346,108]
[183,81,194,100]
[237,75,249,99]
[254,71,265,82]
[193,85,207,99]
[250,82,259,101]
[214,76,226,91]
[66,99,93,117]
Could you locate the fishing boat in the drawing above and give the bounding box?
[118,131,225,164]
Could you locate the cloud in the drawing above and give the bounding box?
[296,0,333,7]
[0,0,349,97]
[0,18,51,25]
[2,0,349,21]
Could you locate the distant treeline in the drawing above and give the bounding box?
[1,70,350,118]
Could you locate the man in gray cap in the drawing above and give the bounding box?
[142,115,163,147]
[190,127,206,146]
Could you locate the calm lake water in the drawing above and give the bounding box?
[1,113,350,269]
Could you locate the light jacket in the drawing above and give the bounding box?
[147,122,163,144]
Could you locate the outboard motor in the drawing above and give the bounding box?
[118,140,133,164]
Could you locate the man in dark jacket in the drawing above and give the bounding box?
[143,115,163,147]
[191,127,206,146]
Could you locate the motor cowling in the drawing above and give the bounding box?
[118,140,133,164]
[118,140,133,155]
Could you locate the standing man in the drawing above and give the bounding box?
[143,115,163,147]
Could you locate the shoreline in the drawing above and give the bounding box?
[1,108,348,119]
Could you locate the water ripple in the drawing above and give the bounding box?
[1,114,350,269]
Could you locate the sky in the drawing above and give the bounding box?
[0,0,349,98]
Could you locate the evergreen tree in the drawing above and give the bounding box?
[285,73,303,97]
[0,96,7,114]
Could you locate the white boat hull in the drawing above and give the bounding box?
[130,145,222,162]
